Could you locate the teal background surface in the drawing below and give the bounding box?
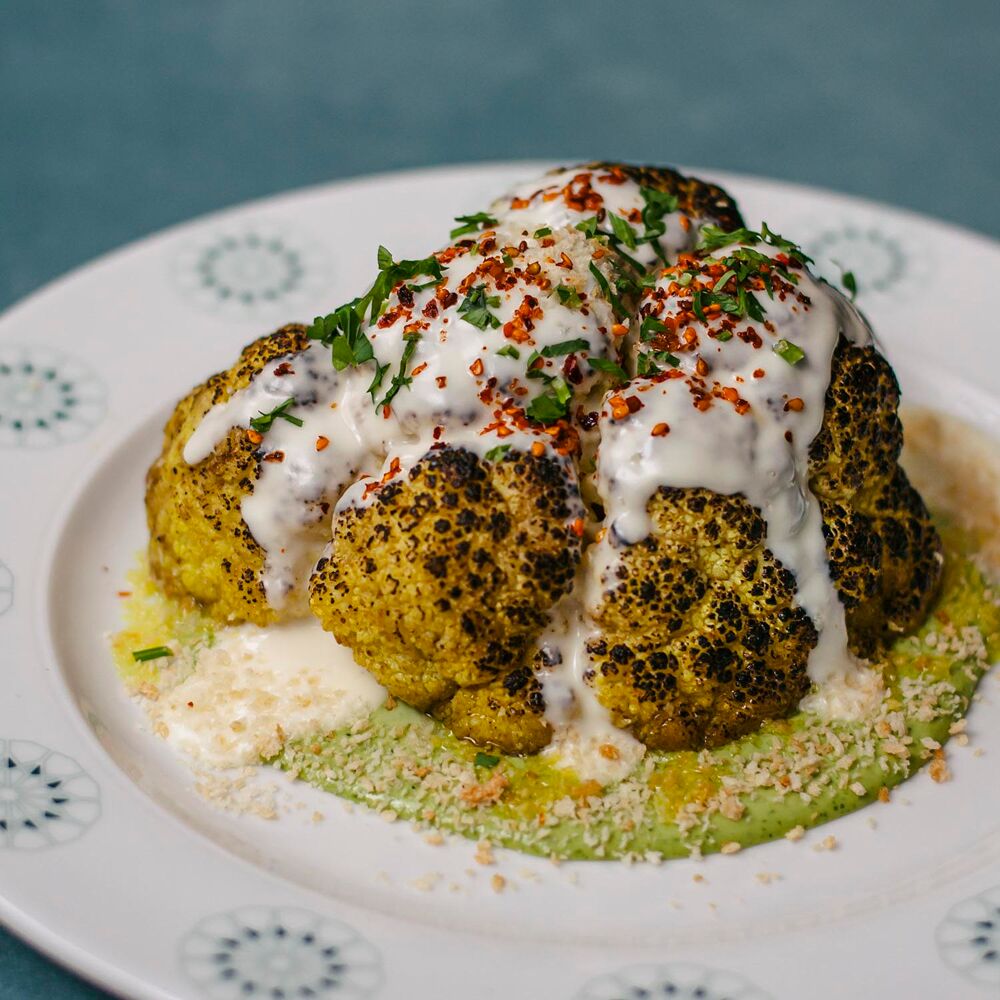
[0,1,997,995]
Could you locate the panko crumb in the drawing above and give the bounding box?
[491,874,507,893]
[474,840,496,865]
[785,825,806,842]
[754,872,781,885]
[814,835,838,852]
[929,749,952,783]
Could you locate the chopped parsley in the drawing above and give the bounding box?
[541,337,589,358]
[526,376,572,422]
[575,216,601,238]
[588,261,628,320]
[308,246,445,405]
[131,645,172,662]
[474,752,501,768]
[458,284,502,330]
[772,338,806,365]
[249,397,303,433]
[696,223,814,266]
[377,332,422,408]
[496,345,520,360]
[839,266,858,301]
[588,357,627,382]
[639,315,669,342]
[450,212,498,238]
[609,213,638,250]
[636,350,679,376]
[555,284,583,309]
[533,226,552,238]
[483,445,510,463]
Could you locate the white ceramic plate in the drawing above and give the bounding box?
[2,162,1000,1000]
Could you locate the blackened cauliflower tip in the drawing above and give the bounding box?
[309,445,582,754]
[146,324,318,627]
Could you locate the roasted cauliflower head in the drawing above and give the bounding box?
[147,161,944,758]
[146,324,321,626]
[309,445,582,754]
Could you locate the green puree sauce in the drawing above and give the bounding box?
[113,518,1000,861]
[264,520,1000,861]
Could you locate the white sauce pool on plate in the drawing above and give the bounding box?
[149,619,386,769]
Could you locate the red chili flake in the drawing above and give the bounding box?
[263,450,285,463]
[540,237,555,248]
[556,252,573,270]
[378,305,406,328]
[734,398,751,415]
[382,405,392,419]
[784,397,805,412]
[695,357,710,377]
[272,362,295,376]
[116,590,132,598]
[625,395,643,414]
[397,285,415,308]
[651,422,670,437]
[530,441,546,457]
[570,517,585,537]
[436,286,458,308]
[784,430,794,443]
[752,368,765,379]
[315,436,330,452]
[679,215,691,231]
[510,196,531,209]
[433,425,444,440]
[611,323,628,338]
[422,299,439,319]
[411,362,428,377]
[469,358,484,377]
[435,375,448,389]
[247,429,264,445]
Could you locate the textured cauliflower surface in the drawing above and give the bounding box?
[310,446,581,753]
[587,339,943,749]
[146,325,314,627]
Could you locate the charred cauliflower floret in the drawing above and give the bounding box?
[309,445,582,753]
[146,324,315,626]
[588,340,943,750]
[809,339,942,655]
[588,489,817,751]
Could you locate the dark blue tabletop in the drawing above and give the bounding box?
[1,1,997,996]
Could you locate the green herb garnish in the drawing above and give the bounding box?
[839,267,858,301]
[458,284,502,330]
[483,446,510,463]
[556,284,583,309]
[496,345,521,360]
[308,246,445,405]
[541,337,589,358]
[249,398,303,433]
[533,226,552,238]
[588,357,627,381]
[526,377,572,422]
[772,338,806,365]
[379,332,421,408]
[609,213,638,250]
[474,752,501,768]
[450,212,498,238]
[132,646,172,662]
[575,216,601,238]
